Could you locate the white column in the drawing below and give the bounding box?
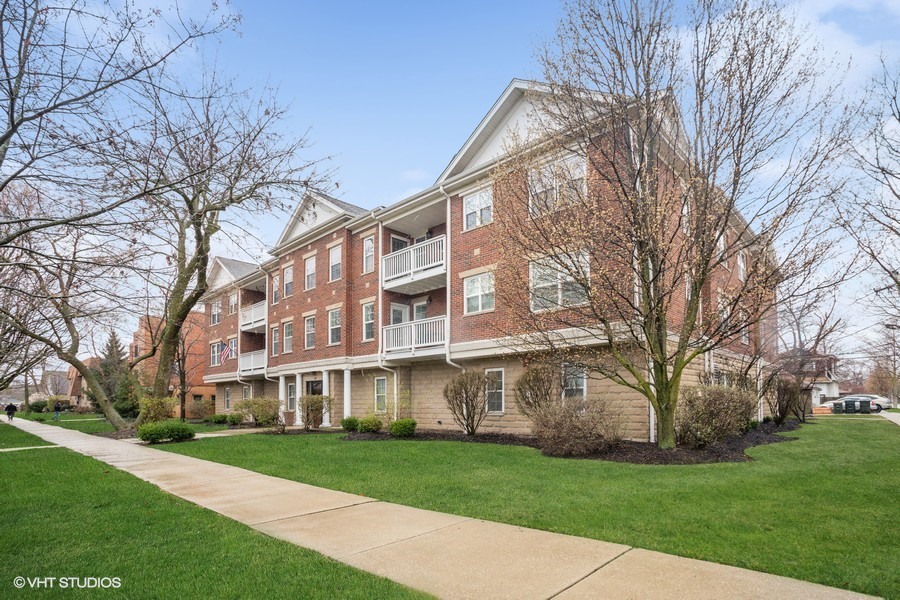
[278,375,286,422]
[343,368,352,419]
[295,373,302,426]
[321,370,332,427]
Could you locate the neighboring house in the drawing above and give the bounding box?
[65,359,99,407]
[131,313,217,418]
[777,349,841,406]
[202,79,771,441]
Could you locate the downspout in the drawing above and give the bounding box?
[262,268,278,387]
[440,184,464,371]
[374,212,399,419]
[235,282,247,387]
[648,358,656,444]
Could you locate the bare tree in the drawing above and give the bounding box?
[493,0,853,447]
[865,325,899,404]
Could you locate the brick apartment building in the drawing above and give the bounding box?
[203,80,770,441]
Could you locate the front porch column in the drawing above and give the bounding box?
[295,373,302,426]
[343,368,352,418]
[321,370,332,427]
[278,375,286,422]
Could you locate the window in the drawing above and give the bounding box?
[740,311,750,344]
[304,316,315,349]
[272,275,280,304]
[413,301,427,321]
[210,342,223,366]
[228,338,237,361]
[271,326,280,356]
[737,252,746,282]
[529,155,586,214]
[328,308,341,345]
[284,266,293,297]
[133,344,140,359]
[287,383,296,412]
[681,198,691,235]
[463,188,493,230]
[464,272,495,314]
[210,300,221,325]
[563,364,587,403]
[228,293,237,315]
[530,254,589,311]
[485,369,504,413]
[717,232,727,264]
[375,377,387,413]
[283,322,293,353]
[224,387,231,410]
[363,236,375,273]
[329,245,342,281]
[362,303,375,341]
[242,385,251,401]
[391,236,409,253]
[305,256,316,290]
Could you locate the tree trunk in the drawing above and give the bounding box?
[655,403,676,449]
[79,364,128,430]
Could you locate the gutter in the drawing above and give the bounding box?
[440,184,464,372]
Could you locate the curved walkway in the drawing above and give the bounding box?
[9,418,874,600]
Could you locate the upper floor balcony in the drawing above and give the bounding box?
[238,349,266,376]
[240,301,267,333]
[382,235,446,295]
[382,316,446,360]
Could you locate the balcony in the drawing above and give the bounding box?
[382,316,446,359]
[238,349,266,375]
[382,235,446,295]
[240,301,266,332]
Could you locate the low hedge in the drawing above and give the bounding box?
[137,422,195,444]
[207,413,229,424]
[340,416,359,432]
[356,416,383,433]
[389,418,416,438]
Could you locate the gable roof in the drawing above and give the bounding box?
[217,257,259,281]
[206,256,260,295]
[274,189,368,250]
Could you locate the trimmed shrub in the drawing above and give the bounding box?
[207,413,229,425]
[33,415,47,422]
[675,385,757,448]
[29,400,48,414]
[73,405,96,414]
[340,416,359,432]
[137,422,195,444]
[227,412,244,426]
[389,418,416,438]
[139,396,177,423]
[443,371,488,435]
[233,397,281,427]
[762,415,773,424]
[357,416,383,433]
[300,395,332,431]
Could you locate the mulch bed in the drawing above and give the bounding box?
[94,429,137,440]
[343,420,801,465]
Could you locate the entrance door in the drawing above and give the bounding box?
[390,303,409,325]
[305,380,323,396]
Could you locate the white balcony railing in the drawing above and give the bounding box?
[383,316,446,353]
[240,301,266,330]
[238,349,266,374]
[383,235,445,283]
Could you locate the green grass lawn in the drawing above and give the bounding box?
[161,419,899,598]
[0,422,53,449]
[0,446,427,599]
[16,413,228,435]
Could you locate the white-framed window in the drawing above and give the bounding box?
[284,266,293,297]
[737,252,746,282]
[283,322,293,353]
[210,341,223,366]
[224,387,231,410]
[530,253,589,311]
[390,236,409,253]
[328,308,341,345]
[463,188,493,230]
[271,326,280,356]
[375,377,387,413]
[228,292,237,315]
[362,302,375,341]
[305,256,316,290]
[329,245,342,281]
[272,275,280,304]
[681,197,691,235]
[529,155,586,214]
[740,311,750,344]
[717,232,727,264]
[413,301,427,321]
[363,236,375,274]
[304,316,315,349]
[464,272,495,314]
[685,271,692,303]
[287,383,296,412]
[242,385,251,401]
[485,368,504,413]
[228,338,237,361]
[210,300,222,325]
[563,364,587,402]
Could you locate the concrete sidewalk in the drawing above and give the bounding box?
[8,419,874,600]
[879,411,900,427]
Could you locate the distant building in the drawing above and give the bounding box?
[65,359,99,408]
[777,349,840,406]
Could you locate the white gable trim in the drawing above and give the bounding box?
[275,191,355,249]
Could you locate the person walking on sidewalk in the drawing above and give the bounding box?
[5,402,17,421]
[53,401,62,421]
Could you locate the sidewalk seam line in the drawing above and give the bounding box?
[342,517,475,559]
[546,547,633,600]
[250,499,380,526]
